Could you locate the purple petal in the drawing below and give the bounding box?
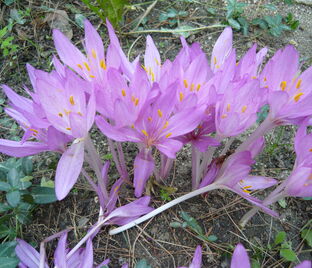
[295,261,312,268]
[54,233,68,268]
[189,245,202,268]
[55,140,85,200]
[79,239,93,268]
[0,139,49,157]
[15,239,46,268]
[231,244,250,268]
[133,150,155,197]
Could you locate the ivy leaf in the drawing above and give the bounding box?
[301,229,312,247]
[135,259,152,268]
[6,191,21,208]
[7,168,19,188]
[0,182,11,192]
[31,186,57,204]
[101,0,129,27]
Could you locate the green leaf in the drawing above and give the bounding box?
[0,203,11,213]
[135,259,152,268]
[21,157,33,175]
[7,168,19,188]
[0,182,11,192]
[207,8,216,15]
[251,259,261,268]
[237,17,249,36]
[263,4,277,11]
[0,225,14,239]
[169,222,182,228]
[40,178,54,188]
[0,257,20,268]
[274,231,286,245]
[75,14,86,28]
[303,197,312,201]
[96,0,129,27]
[280,248,296,262]
[6,191,21,207]
[4,0,16,5]
[0,215,12,225]
[0,241,17,257]
[228,18,241,30]
[207,235,218,242]
[252,18,268,30]
[31,186,57,204]
[278,199,287,208]
[9,9,26,25]
[180,211,203,235]
[173,25,193,38]
[16,212,31,224]
[301,229,312,247]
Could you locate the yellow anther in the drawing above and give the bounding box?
[304,183,309,186]
[100,59,107,70]
[141,65,148,72]
[216,64,220,69]
[77,64,83,69]
[142,129,148,137]
[58,113,63,117]
[83,62,91,72]
[66,127,71,130]
[157,109,163,118]
[91,49,97,59]
[213,56,217,65]
[309,148,312,152]
[243,185,252,189]
[226,104,231,112]
[29,128,38,133]
[148,116,152,122]
[64,109,71,115]
[183,79,189,88]
[151,71,155,82]
[251,76,257,79]
[77,112,83,116]
[179,92,184,102]
[236,61,239,66]
[163,121,169,129]
[264,85,269,88]
[165,132,172,138]
[114,186,120,192]
[243,189,251,193]
[294,92,304,102]
[280,81,287,91]
[296,79,302,89]
[121,89,126,97]
[196,84,201,91]
[263,77,267,82]
[69,96,75,105]
[89,74,95,78]
[131,124,135,129]
[155,58,161,66]
[241,105,247,113]
[198,124,203,129]
[134,98,139,106]
[221,114,227,119]
[190,83,195,91]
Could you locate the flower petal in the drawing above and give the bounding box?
[231,244,250,268]
[55,140,85,200]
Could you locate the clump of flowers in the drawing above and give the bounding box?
[0,17,311,266]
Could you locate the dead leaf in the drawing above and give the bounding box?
[44,9,73,39]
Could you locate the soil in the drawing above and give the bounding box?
[0,0,311,267]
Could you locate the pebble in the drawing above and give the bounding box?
[294,0,312,5]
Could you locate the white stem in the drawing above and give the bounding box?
[66,215,111,260]
[109,183,220,235]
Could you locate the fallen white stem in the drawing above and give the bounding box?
[109,183,220,235]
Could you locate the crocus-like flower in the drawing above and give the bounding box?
[178,245,202,268]
[97,83,205,196]
[215,78,266,137]
[15,235,112,268]
[260,45,312,124]
[200,150,278,216]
